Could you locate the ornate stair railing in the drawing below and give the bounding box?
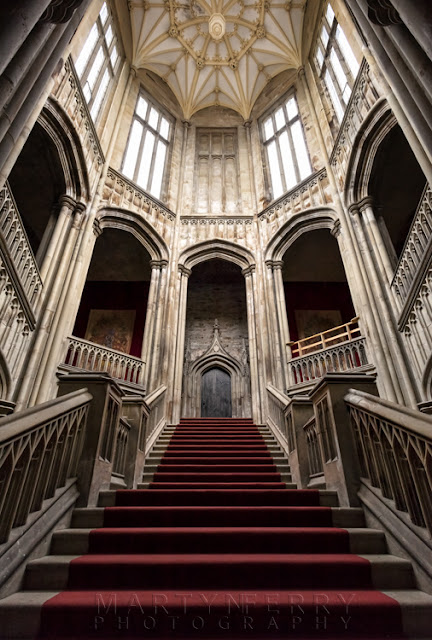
[64,336,145,387]
[288,318,369,386]
[346,389,432,535]
[0,389,91,543]
[391,182,432,305]
[304,415,324,479]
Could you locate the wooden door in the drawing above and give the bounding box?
[201,367,232,417]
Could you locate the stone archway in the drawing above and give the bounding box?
[183,319,249,418]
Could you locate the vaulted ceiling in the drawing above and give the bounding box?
[126,0,309,119]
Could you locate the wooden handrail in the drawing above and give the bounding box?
[289,317,360,358]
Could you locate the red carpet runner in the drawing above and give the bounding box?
[39,418,405,638]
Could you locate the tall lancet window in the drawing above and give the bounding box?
[122,92,173,200]
[261,93,312,201]
[74,2,121,122]
[314,2,360,123]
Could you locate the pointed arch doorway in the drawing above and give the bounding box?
[201,366,232,417]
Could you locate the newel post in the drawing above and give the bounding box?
[310,373,378,506]
[121,395,150,488]
[57,372,123,506]
[285,395,315,489]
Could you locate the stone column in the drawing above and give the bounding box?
[149,260,169,391]
[171,265,191,424]
[140,261,161,366]
[39,194,76,284]
[358,197,396,286]
[349,202,418,406]
[270,260,292,390]
[389,0,432,64]
[0,1,53,76]
[243,265,262,424]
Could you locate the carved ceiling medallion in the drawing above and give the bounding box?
[128,0,306,119]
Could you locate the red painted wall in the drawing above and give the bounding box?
[73,281,149,357]
[284,282,355,342]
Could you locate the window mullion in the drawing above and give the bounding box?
[147,133,160,192]
[287,122,300,183]
[133,126,148,185]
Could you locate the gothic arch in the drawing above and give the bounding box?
[265,207,339,262]
[38,98,91,202]
[344,100,396,205]
[179,239,255,271]
[95,208,169,262]
[183,322,248,418]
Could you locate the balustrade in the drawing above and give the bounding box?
[0,183,42,309]
[112,417,131,479]
[304,416,324,478]
[391,183,432,307]
[64,336,145,387]
[346,389,432,535]
[289,319,368,386]
[0,390,91,543]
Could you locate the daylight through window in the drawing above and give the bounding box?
[262,94,312,200]
[122,94,172,200]
[314,2,360,122]
[74,2,120,122]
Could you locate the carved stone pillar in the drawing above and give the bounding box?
[141,260,165,387]
[267,260,291,390]
[148,260,169,391]
[358,196,396,285]
[40,194,76,284]
[171,265,191,424]
[242,265,263,424]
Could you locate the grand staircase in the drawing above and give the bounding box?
[1,417,431,639]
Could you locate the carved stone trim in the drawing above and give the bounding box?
[367,0,401,26]
[40,0,84,24]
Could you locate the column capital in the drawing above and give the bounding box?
[331,219,342,237]
[58,194,76,212]
[358,196,375,213]
[243,120,252,129]
[150,259,168,270]
[93,218,103,237]
[348,202,360,216]
[179,264,192,278]
[182,120,192,129]
[242,264,256,278]
[297,65,306,78]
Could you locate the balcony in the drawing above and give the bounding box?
[62,336,146,390]
[288,318,371,388]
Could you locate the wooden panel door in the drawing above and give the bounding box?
[201,367,232,417]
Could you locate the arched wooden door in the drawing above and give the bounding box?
[201,367,232,417]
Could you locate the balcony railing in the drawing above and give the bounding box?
[288,319,369,386]
[346,389,432,535]
[0,182,42,309]
[391,182,432,306]
[64,336,145,387]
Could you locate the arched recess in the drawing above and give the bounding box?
[96,209,169,263]
[345,101,427,261]
[179,239,255,271]
[68,209,169,388]
[264,208,361,389]
[7,98,90,267]
[177,249,254,420]
[265,208,339,262]
[184,322,248,417]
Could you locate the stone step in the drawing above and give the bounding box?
[51,526,387,556]
[71,505,366,529]
[22,553,415,591]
